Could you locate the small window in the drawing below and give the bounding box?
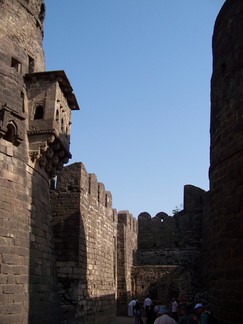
[61,118,64,132]
[11,57,22,73]
[21,92,25,112]
[34,105,44,120]
[28,55,35,73]
[50,176,57,190]
[55,109,59,122]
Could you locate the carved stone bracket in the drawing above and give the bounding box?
[0,104,25,145]
[28,129,71,178]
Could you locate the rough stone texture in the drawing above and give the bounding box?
[0,0,45,114]
[0,141,31,324]
[206,1,243,323]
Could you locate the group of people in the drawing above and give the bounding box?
[176,302,218,324]
[128,295,156,324]
[128,296,217,324]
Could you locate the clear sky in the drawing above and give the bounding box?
[44,0,225,217]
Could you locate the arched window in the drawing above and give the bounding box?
[3,123,16,143]
[34,105,44,120]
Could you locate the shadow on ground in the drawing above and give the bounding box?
[111,316,146,324]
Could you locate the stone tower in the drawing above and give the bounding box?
[0,1,78,323]
[208,1,243,323]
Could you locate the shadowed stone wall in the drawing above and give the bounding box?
[116,211,138,315]
[206,1,243,323]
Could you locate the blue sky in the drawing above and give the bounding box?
[44,0,225,217]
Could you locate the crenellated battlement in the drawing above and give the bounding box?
[138,185,205,252]
[118,210,138,233]
[55,162,113,210]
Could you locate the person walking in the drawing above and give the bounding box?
[128,298,137,317]
[171,298,178,321]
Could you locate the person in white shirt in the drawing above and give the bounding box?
[171,298,178,321]
[128,298,137,317]
[154,305,177,324]
[144,295,153,317]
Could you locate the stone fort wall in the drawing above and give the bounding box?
[49,169,209,321]
[50,163,138,323]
